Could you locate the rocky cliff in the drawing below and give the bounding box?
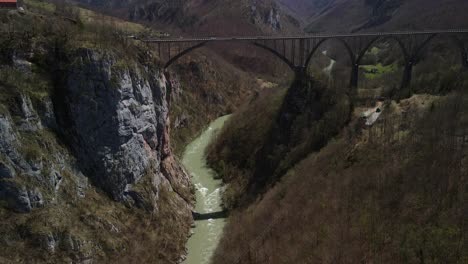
[73,0,302,35]
[0,7,194,262]
[54,48,193,206]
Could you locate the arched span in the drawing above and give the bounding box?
[304,37,355,69]
[355,36,410,65]
[164,41,297,71]
[421,34,467,67]
[351,36,409,91]
[452,36,468,67]
[164,41,208,69]
[251,42,296,71]
[410,33,439,62]
[451,35,466,54]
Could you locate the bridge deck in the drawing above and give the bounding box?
[141,30,468,43]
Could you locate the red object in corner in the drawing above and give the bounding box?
[0,0,17,9]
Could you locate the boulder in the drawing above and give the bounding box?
[0,162,14,179]
[0,181,32,213]
[18,94,42,132]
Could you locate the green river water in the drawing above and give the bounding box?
[182,115,230,264]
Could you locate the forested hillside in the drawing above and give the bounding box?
[208,48,468,264]
[211,91,468,264]
[206,1,468,263]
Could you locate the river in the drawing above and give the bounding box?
[181,115,230,264]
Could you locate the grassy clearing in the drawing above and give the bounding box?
[24,0,149,35]
[360,63,398,79]
[369,46,381,55]
[24,0,55,13]
[0,67,51,110]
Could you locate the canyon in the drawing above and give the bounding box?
[0,0,467,263]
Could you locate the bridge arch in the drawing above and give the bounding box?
[415,34,468,68]
[451,35,468,67]
[355,36,410,65]
[354,36,409,95]
[251,42,296,71]
[410,34,467,93]
[163,41,297,72]
[164,41,208,69]
[304,38,355,69]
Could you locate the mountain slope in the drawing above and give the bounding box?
[210,93,468,264]
[277,0,335,19]
[306,0,468,32]
[205,1,468,264]
[72,0,303,35]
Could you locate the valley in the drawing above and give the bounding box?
[0,0,467,264]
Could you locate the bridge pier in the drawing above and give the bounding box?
[400,60,414,98]
[294,66,308,83]
[462,51,468,68]
[350,63,359,89]
[192,210,229,221]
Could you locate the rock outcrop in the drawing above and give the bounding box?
[56,49,175,205]
[0,110,47,213]
[0,45,194,263]
[250,0,282,30]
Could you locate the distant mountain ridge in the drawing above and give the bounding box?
[68,0,468,35]
[305,0,468,33]
[71,0,303,35]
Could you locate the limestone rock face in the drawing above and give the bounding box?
[1,186,44,213]
[0,116,22,174]
[268,8,281,30]
[249,0,282,31]
[55,49,183,206]
[0,161,14,179]
[0,114,45,212]
[18,94,43,132]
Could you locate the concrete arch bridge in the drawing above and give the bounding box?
[141,30,468,89]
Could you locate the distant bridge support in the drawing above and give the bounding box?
[402,61,414,87]
[350,64,359,89]
[400,60,414,97]
[293,66,308,83]
[192,210,229,221]
[462,51,468,68]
